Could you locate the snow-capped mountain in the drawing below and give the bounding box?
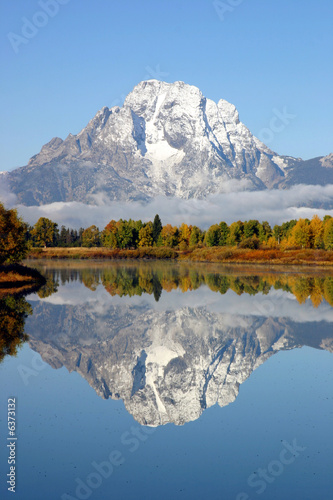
[5,80,331,206]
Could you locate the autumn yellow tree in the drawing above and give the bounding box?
[0,202,28,264]
[324,218,333,250]
[309,215,324,249]
[178,223,191,250]
[267,236,279,249]
[160,224,178,247]
[138,223,153,247]
[291,219,311,248]
[31,217,58,247]
[101,220,118,248]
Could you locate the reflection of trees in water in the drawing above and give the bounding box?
[33,265,333,306]
[37,276,59,298]
[152,274,162,302]
[81,269,99,291]
[0,294,32,362]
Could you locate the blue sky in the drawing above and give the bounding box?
[0,0,332,171]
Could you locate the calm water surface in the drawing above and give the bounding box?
[0,261,332,500]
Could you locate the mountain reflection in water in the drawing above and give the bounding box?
[6,262,333,426]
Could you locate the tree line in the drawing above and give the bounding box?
[26,214,333,251]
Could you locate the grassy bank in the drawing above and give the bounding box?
[27,247,178,260]
[26,246,333,265]
[178,247,333,265]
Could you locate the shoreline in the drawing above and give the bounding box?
[26,247,333,266]
[0,263,46,290]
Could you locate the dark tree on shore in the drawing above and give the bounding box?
[152,214,162,244]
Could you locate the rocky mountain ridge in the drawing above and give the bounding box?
[4,80,332,206]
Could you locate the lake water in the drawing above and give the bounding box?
[0,261,332,500]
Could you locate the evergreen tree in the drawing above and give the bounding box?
[59,226,67,247]
[152,274,162,302]
[152,214,162,244]
[78,228,84,246]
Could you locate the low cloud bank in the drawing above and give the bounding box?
[5,183,333,229]
[0,174,17,207]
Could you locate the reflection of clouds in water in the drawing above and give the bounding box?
[207,289,333,324]
[28,281,333,324]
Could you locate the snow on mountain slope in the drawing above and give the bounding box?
[4,80,332,206]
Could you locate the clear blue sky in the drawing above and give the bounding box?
[0,0,332,171]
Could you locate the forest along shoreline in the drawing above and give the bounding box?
[2,200,333,273]
[26,247,333,266]
[23,213,333,265]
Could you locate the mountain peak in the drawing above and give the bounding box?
[5,80,333,206]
